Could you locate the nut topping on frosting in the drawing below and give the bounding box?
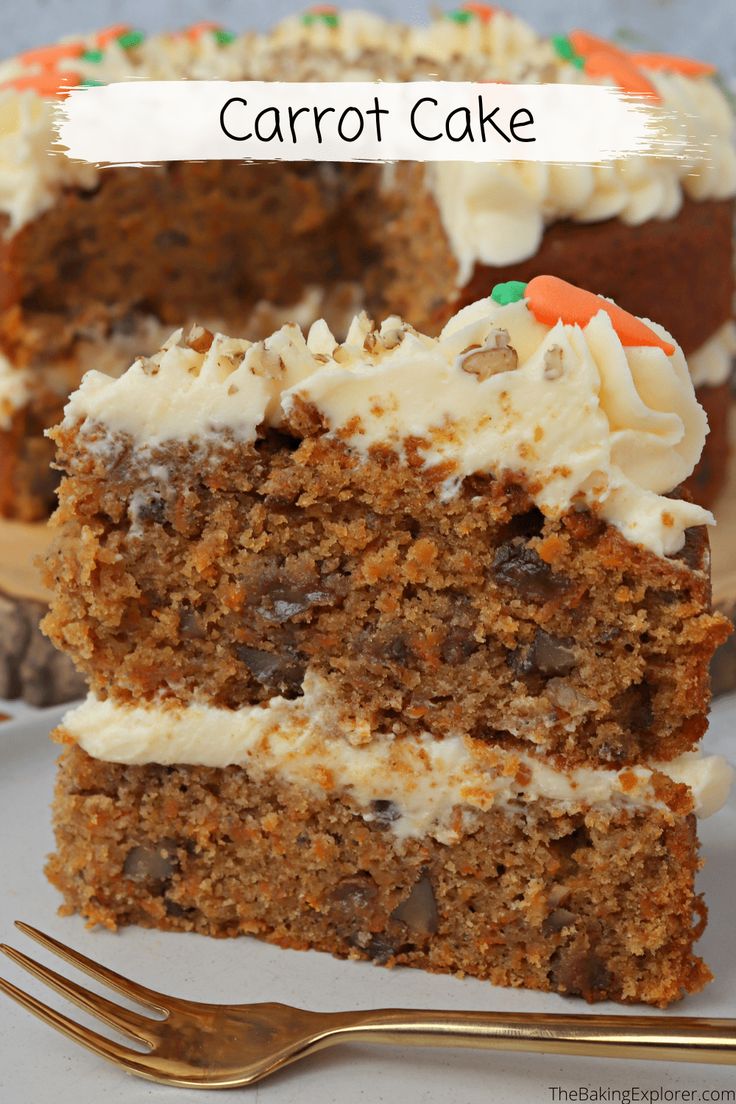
[459,329,518,379]
[543,345,565,380]
[184,323,215,354]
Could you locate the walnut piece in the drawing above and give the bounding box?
[544,345,565,380]
[123,839,180,887]
[185,324,215,354]
[460,329,518,380]
[391,872,438,935]
[381,326,406,350]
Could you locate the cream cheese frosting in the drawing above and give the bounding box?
[0,352,29,429]
[61,290,712,557]
[0,9,734,263]
[410,9,542,70]
[0,91,98,232]
[59,685,733,844]
[688,321,736,388]
[266,9,409,60]
[428,64,736,283]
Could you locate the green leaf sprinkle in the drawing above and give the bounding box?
[214,29,236,45]
[302,12,339,27]
[551,34,585,69]
[82,78,105,87]
[551,34,574,60]
[118,30,145,49]
[81,48,104,63]
[446,10,473,23]
[490,281,528,306]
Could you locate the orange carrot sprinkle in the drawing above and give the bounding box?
[631,52,716,77]
[566,30,661,98]
[95,24,131,47]
[461,3,497,22]
[182,21,222,40]
[18,41,83,67]
[568,30,629,60]
[2,69,80,97]
[583,49,660,99]
[525,275,675,355]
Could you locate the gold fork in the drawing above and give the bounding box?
[2,922,736,1088]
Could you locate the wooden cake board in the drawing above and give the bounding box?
[0,518,85,706]
[0,456,735,706]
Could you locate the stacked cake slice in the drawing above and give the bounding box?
[43,276,731,1006]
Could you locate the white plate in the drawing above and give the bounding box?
[0,698,734,1103]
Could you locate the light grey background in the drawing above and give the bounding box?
[1,0,734,72]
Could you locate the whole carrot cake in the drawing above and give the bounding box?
[0,7,734,522]
[43,276,732,1006]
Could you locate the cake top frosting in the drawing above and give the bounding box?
[61,275,713,558]
[0,7,734,269]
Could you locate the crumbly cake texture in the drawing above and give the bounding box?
[0,8,735,520]
[47,745,710,1009]
[44,281,732,1005]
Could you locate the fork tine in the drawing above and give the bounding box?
[0,973,147,1070]
[1,944,160,1046]
[14,922,168,1014]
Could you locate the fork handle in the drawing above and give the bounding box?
[321,1009,736,1065]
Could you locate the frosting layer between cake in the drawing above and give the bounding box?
[58,685,733,844]
[61,293,712,556]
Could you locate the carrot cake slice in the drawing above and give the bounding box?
[42,276,732,1007]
